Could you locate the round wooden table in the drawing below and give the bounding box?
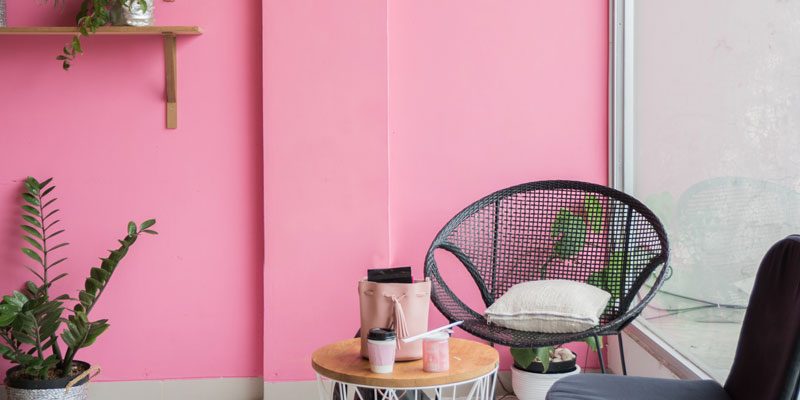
[312,338,499,400]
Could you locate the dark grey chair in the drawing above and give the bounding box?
[546,235,800,400]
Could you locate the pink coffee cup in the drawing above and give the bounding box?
[367,328,397,373]
[422,331,450,372]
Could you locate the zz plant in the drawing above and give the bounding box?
[0,177,156,379]
[40,0,151,70]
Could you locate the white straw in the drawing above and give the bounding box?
[401,321,463,343]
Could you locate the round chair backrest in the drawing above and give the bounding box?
[425,180,669,324]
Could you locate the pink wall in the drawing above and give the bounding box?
[261,0,390,381]
[263,0,608,381]
[0,0,263,381]
[0,0,607,384]
[387,0,609,371]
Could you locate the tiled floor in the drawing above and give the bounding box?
[639,300,743,381]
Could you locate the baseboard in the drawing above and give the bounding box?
[0,377,264,400]
[266,371,517,400]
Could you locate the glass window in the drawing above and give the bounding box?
[629,0,800,381]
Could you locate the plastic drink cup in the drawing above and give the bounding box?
[422,331,450,372]
[367,328,397,373]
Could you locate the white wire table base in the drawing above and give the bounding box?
[315,367,498,400]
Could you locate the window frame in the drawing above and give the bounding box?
[608,0,713,381]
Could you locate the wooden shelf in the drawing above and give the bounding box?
[0,26,203,129]
[0,26,202,35]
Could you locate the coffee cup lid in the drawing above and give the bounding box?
[367,328,397,341]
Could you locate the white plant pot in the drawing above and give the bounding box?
[511,364,581,400]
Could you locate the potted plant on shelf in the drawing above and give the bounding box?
[0,177,157,400]
[509,339,600,400]
[39,0,155,70]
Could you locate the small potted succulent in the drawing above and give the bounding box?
[39,0,155,70]
[0,177,156,400]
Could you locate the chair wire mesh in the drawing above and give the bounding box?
[424,181,670,348]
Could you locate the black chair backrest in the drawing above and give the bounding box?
[725,235,800,400]
[427,181,668,324]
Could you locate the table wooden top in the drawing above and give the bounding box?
[311,338,499,388]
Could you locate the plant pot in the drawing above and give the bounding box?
[5,361,91,400]
[110,0,155,27]
[513,355,577,374]
[511,364,581,400]
[0,0,6,28]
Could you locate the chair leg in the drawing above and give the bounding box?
[594,335,606,374]
[618,333,628,376]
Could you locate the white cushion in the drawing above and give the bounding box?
[484,279,611,333]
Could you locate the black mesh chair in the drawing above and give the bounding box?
[547,235,800,400]
[424,181,670,373]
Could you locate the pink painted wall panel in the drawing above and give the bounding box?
[0,1,263,381]
[261,0,390,382]
[387,0,609,371]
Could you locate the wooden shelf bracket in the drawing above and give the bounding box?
[0,26,202,130]
[164,33,178,129]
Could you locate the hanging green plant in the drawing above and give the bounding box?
[39,0,150,70]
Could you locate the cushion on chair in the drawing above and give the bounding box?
[546,374,731,400]
[484,280,611,333]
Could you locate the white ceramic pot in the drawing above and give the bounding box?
[511,364,581,400]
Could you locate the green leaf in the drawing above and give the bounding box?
[585,194,603,234]
[41,185,55,198]
[0,344,13,356]
[72,36,83,54]
[21,248,43,265]
[127,221,137,236]
[61,330,77,348]
[90,267,110,281]
[25,281,38,296]
[45,219,61,231]
[24,182,39,196]
[49,257,68,269]
[585,252,624,301]
[21,215,41,227]
[38,178,52,189]
[21,205,40,216]
[78,291,94,306]
[49,242,70,252]
[85,278,103,294]
[551,209,587,260]
[21,193,40,207]
[510,347,538,369]
[50,273,68,284]
[46,229,65,239]
[143,229,158,235]
[0,314,16,327]
[23,266,44,282]
[22,236,43,251]
[21,225,42,239]
[140,219,156,230]
[582,336,603,352]
[535,347,552,373]
[138,0,147,11]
